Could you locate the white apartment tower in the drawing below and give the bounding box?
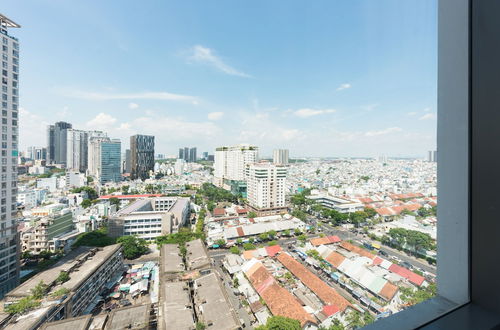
[66,129,88,172]
[0,14,20,298]
[246,163,288,215]
[273,149,289,165]
[214,144,258,183]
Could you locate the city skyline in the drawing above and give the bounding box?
[3,1,437,158]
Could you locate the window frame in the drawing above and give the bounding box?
[365,0,471,328]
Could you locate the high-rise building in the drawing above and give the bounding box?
[88,137,121,183]
[0,13,20,298]
[100,139,121,183]
[428,150,437,162]
[26,146,47,161]
[183,147,189,162]
[47,121,72,165]
[130,135,155,180]
[66,129,88,172]
[178,148,184,160]
[189,147,197,163]
[214,144,258,182]
[246,162,288,216]
[202,151,208,160]
[124,149,131,174]
[273,149,289,165]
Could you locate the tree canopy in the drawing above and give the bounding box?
[117,236,149,259]
[255,316,301,330]
[73,229,116,248]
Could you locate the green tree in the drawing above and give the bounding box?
[31,280,48,300]
[5,296,41,314]
[73,230,116,248]
[248,211,257,218]
[243,243,256,250]
[116,236,149,259]
[297,234,307,242]
[283,229,291,237]
[70,186,98,200]
[236,238,243,245]
[215,239,226,247]
[195,322,206,330]
[265,316,301,330]
[230,246,240,254]
[109,197,120,208]
[56,271,70,284]
[81,199,92,208]
[122,185,130,194]
[259,233,269,241]
[291,209,307,221]
[86,176,94,183]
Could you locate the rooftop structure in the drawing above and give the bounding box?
[193,273,239,330]
[276,252,351,312]
[160,244,184,276]
[108,197,190,240]
[162,281,194,330]
[105,304,151,330]
[185,239,210,271]
[242,259,316,327]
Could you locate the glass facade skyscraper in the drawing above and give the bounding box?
[100,139,121,183]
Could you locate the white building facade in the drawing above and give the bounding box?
[0,14,20,298]
[273,149,289,165]
[246,163,288,215]
[214,144,258,184]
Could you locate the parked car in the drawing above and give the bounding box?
[378,250,388,257]
[401,261,413,269]
[120,299,132,307]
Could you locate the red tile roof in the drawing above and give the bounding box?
[236,208,248,214]
[310,237,331,246]
[265,245,282,257]
[322,304,340,317]
[236,227,245,237]
[372,256,383,266]
[379,282,399,301]
[276,253,351,312]
[213,208,225,216]
[328,235,341,243]
[340,241,375,259]
[325,251,346,268]
[388,264,425,286]
[245,262,316,326]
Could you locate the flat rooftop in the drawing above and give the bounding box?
[6,247,92,298]
[194,273,239,330]
[163,281,194,330]
[105,304,150,330]
[161,244,184,274]
[6,244,122,298]
[185,239,210,271]
[40,315,91,330]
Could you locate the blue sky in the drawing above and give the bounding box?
[3,0,437,158]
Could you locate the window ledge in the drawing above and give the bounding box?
[363,296,461,330]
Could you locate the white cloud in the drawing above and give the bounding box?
[364,127,402,137]
[86,113,117,129]
[336,83,351,91]
[57,88,199,105]
[207,112,224,120]
[407,112,417,116]
[19,107,49,149]
[188,45,252,78]
[128,102,139,109]
[293,108,336,118]
[57,106,70,118]
[423,107,431,112]
[419,113,436,120]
